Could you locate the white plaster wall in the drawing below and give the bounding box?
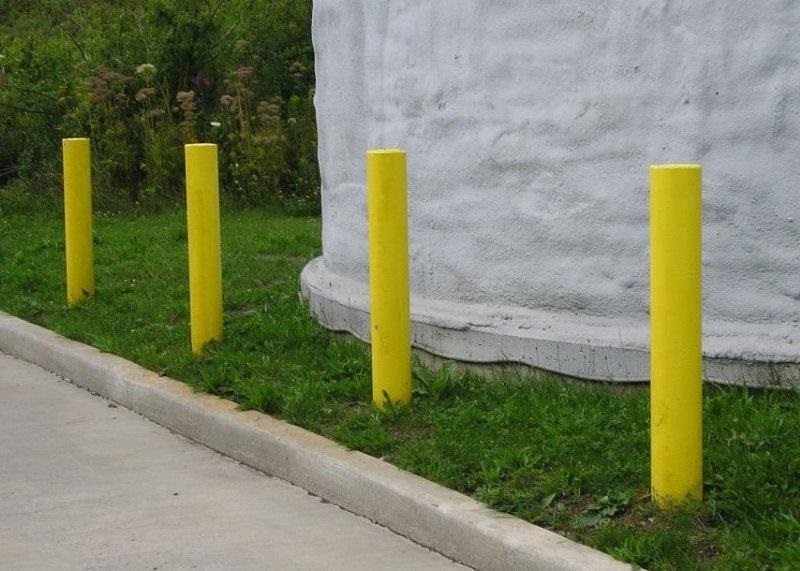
[305,0,800,384]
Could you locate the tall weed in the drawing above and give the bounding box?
[0,0,318,212]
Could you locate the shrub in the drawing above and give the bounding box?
[0,0,318,213]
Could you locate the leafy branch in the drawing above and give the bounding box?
[36,0,90,64]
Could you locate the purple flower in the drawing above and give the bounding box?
[192,73,211,89]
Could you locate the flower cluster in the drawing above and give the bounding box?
[176,90,197,142]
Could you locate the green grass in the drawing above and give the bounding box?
[1,208,798,570]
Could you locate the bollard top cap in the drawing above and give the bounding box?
[185,143,218,148]
[650,164,701,170]
[62,137,90,142]
[367,148,406,155]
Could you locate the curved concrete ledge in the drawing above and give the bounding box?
[0,311,628,571]
[301,257,800,388]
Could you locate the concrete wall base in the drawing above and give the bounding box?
[301,257,799,389]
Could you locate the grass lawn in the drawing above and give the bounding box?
[1,208,798,570]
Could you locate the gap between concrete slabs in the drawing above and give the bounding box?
[0,312,632,571]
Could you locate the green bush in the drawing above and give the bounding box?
[0,0,318,213]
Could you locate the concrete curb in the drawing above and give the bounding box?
[0,311,631,571]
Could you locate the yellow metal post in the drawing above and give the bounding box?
[62,138,94,307]
[367,149,412,408]
[650,164,703,507]
[185,143,223,354]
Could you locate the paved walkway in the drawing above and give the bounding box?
[0,353,468,570]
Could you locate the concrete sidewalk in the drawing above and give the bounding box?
[0,353,467,570]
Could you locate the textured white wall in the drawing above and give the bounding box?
[304,0,800,384]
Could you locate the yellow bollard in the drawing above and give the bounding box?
[62,138,94,307]
[650,164,703,508]
[185,143,223,355]
[367,149,412,408]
